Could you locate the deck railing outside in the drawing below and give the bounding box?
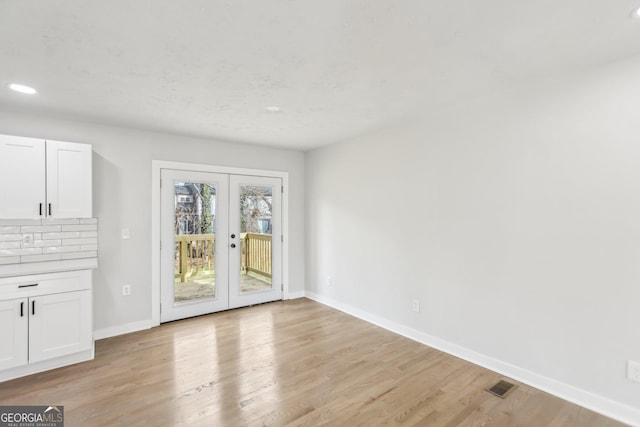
[243,233,272,278]
[174,233,272,282]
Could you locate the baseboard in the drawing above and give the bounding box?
[305,292,640,426]
[93,319,155,340]
[0,349,94,382]
[286,290,306,300]
[94,294,309,340]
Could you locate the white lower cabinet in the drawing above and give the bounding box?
[0,299,28,370]
[29,291,92,363]
[0,270,93,381]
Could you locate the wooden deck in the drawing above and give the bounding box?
[174,233,272,284]
[0,299,625,426]
[174,273,271,302]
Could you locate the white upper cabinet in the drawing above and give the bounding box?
[0,135,92,219]
[0,135,46,219]
[46,140,92,218]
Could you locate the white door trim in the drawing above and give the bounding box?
[151,160,290,327]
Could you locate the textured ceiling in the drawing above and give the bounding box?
[1,1,640,150]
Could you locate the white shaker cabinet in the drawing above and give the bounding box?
[0,299,28,370]
[0,270,94,381]
[0,135,46,219]
[0,134,92,219]
[28,290,92,363]
[46,139,93,218]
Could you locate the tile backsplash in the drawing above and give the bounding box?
[0,218,98,265]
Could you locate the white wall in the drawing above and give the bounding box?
[0,111,305,333]
[306,55,640,421]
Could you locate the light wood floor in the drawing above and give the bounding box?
[0,298,626,426]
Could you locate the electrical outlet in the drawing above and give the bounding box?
[628,360,640,383]
[412,299,420,313]
[22,234,34,247]
[122,285,131,296]
[327,276,332,287]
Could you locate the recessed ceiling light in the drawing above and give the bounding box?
[266,106,281,112]
[631,6,640,18]
[8,83,37,95]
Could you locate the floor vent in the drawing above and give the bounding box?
[486,380,517,399]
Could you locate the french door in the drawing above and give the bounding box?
[160,170,282,322]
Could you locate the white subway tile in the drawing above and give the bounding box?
[0,256,20,265]
[0,241,21,249]
[0,248,43,257]
[43,245,82,254]
[34,239,61,247]
[21,254,61,263]
[43,218,80,225]
[61,251,97,260]
[21,225,61,233]
[42,231,81,240]
[61,224,97,232]
[0,217,98,266]
[0,219,41,226]
[0,226,20,233]
[62,238,97,246]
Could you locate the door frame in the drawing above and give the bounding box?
[150,160,290,327]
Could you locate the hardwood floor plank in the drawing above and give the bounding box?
[0,299,627,426]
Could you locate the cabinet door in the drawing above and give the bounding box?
[46,140,92,218]
[0,135,46,219]
[28,291,92,363]
[0,299,28,370]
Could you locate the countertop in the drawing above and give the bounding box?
[0,258,98,278]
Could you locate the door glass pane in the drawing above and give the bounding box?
[239,185,273,293]
[173,181,216,303]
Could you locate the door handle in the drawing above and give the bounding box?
[230,234,236,239]
[32,300,35,315]
[230,243,236,248]
[20,302,24,317]
[48,203,52,216]
[39,203,43,216]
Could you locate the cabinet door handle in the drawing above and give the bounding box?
[32,300,35,315]
[20,302,24,317]
[18,283,38,288]
[39,203,43,216]
[48,203,52,216]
